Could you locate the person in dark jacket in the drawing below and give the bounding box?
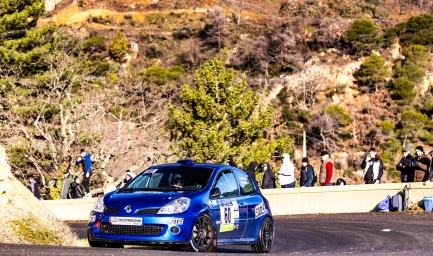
[261,163,276,189]
[300,157,314,187]
[26,174,41,200]
[361,147,383,184]
[61,169,74,199]
[246,161,258,184]
[396,146,415,182]
[423,150,433,185]
[226,156,238,168]
[68,177,85,199]
[409,146,430,182]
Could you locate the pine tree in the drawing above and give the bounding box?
[0,0,56,76]
[354,52,391,92]
[168,59,293,167]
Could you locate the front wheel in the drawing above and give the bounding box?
[251,217,274,253]
[186,214,217,252]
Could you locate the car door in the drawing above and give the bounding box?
[208,169,247,240]
[233,169,265,240]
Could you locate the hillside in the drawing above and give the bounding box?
[1,0,433,195]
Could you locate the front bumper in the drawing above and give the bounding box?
[87,210,196,245]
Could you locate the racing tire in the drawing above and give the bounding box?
[251,217,273,253]
[186,214,217,252]
[106,243,124,248]
[88,240,105,247]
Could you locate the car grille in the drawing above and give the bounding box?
[100,223,163,236]
[104,206,120,214]
[135,208,160,215]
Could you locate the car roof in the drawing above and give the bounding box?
[149,162,247,174]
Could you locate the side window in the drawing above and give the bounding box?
[234,170,256,195]
[213,170,239,197]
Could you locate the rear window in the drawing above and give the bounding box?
[124,166,214,191]
[234,170,256,195]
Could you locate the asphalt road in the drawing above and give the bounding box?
[2,212,433,255]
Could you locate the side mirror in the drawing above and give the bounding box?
[210,187,221,198]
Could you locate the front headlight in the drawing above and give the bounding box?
[93,197,105,213]
[158,197,190,214]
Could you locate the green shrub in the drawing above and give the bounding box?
[141,65,185,85]
[377,120,395,131]
[82,36,106,52]
[324,105,352,126]
[109,30,129,61]
[399,110,429,141]
[386,14,433,48]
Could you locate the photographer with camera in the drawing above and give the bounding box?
[409,146,430,183]
[361,147,383,184]
[396,147,414,182]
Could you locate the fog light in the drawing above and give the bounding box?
[95,221,101,229]
[170,226,180,234]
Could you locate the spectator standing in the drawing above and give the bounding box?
[246,161,258,183]
[278,153,295,188]
[409,146,431,182]
[60,169,74,199]
[226,157,238,168]
[300,157,315,187]
[396,147,414,182]
[68,177,85,199]
[102,171,117,194]
[319,151,336,186]
[119,170,137,188]
[26,175,41,200]
[76,149,92,198]
[361,147,384,184]
[261,163,276,189]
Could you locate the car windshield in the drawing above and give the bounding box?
[123,166,214,191]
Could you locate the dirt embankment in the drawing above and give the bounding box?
[0,146,77,245]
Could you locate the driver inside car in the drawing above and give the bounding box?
[173,176,184,188]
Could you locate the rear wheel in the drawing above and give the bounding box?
[186,215,217,252]
[251,217,273,253]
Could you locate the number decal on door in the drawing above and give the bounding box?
[218,199,239,232]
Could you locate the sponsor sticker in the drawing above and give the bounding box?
[145,169,158,174]
[170,218,184,225]
[110,217,142,226]
[219,223,235,232]
[255,202,267,219]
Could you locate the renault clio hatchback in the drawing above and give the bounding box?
[87,159,274,253]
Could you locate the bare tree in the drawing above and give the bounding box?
[308,113,340,151]
[316,18,350,48]
[206,6,229,51]
[228,0,247,26]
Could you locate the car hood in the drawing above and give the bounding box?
[104,190,196,210]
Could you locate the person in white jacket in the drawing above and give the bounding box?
[278,153,295,188]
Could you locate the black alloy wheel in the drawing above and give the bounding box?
[251,217,273,253]
[186,215,217,252]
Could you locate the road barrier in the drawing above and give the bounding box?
[43,183,433,221]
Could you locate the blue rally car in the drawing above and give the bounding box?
[87,159,274,253]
